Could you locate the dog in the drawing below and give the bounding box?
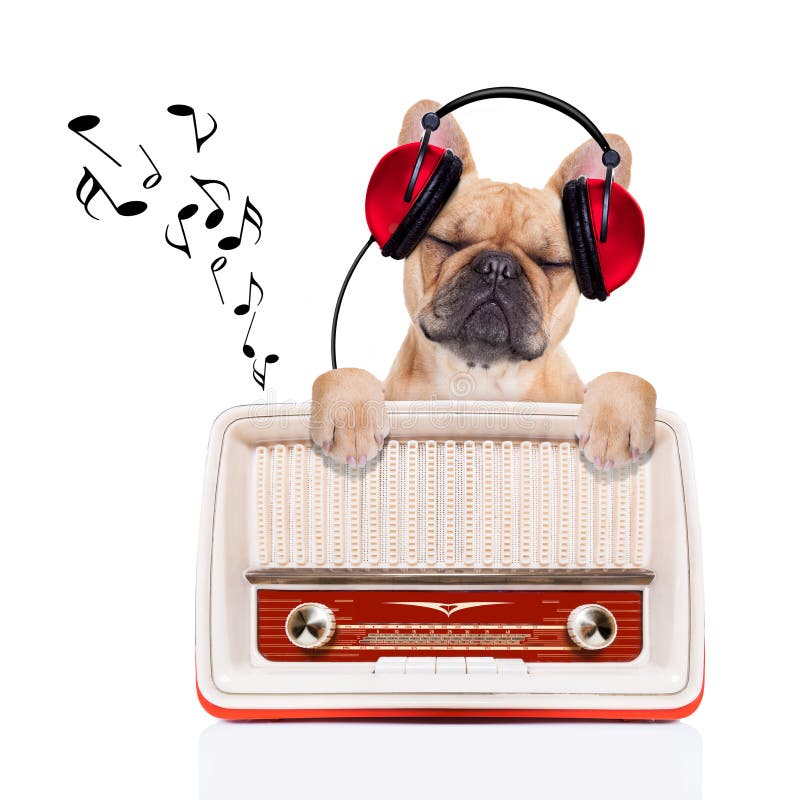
[311,99,656,468]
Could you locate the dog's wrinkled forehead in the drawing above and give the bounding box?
[428,180,572,264]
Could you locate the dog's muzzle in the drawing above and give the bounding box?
[418,250,547,364]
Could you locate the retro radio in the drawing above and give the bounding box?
[196,401,704,720]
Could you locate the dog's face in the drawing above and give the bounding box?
[399,100,631,368]
[414,179,574,367]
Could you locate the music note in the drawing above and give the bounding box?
[167,104,218,152]
[252,354,279,391]
[210,256,227,304]
[218,196,263,250]
[67,115,122,167]
[242,313,256,357]
[234,272,264,316]
[164,203,198,258]
[75,167,147,220]
[139,145,162,189]
[190,175,230,229]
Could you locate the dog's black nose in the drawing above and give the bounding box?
[472,251,521,283]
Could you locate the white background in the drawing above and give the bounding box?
[2,1,797,797]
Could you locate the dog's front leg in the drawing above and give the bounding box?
[576,372,656,468]
[310,368,389,465]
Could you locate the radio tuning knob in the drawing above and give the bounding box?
[567,604,618,651]
[285,603,336,649]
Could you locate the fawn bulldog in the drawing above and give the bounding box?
[310,99,655,468]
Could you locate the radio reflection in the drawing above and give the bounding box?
[199,720,701,799]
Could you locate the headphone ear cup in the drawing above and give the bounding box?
[562,177,606,300]
[380,150,463,259]
[563,177,646,300]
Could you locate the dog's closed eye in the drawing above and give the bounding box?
[426,234,466,254]
[537,260,572,270]
[531,253,572,270]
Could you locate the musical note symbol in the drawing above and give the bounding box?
[139,145,162,189]
[67,115,122,167]
[234,272,264,315]
[190,175,230,229]
[164,203,198,258]
[218,196,263,250]
[252,354,279,391]
[210,256,227,304]
[242,313,256,357]
[167,104,218,152]
[75,167,147,220]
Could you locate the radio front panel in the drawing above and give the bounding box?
[196,402,703,719]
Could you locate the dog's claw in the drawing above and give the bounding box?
[358,454,367,466]
[631,447,640,462]
[603,460,613,471]
[375,433,385,447]
[347,456,356,466]
[593,457,601,469]
[321,440,331,455]
[577,435,586,450]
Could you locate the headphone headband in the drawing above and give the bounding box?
[432,87,613,153]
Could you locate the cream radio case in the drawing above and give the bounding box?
[196,402,704,720]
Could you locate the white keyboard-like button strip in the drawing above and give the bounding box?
[375,657,529,675]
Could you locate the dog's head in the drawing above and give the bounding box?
[400,100,632,368]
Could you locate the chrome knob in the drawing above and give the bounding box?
[285,603,336,649]
[567,604,618,650]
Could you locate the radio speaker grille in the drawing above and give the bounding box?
[253,440,649,570]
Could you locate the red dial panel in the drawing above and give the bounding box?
[257,589,642,663]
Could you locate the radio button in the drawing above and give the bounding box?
[496,658,527,675]
[284,603,336,649]
[466,657,498,674]
[567,604,618,650]
[436,657,467,675]
[406,657,436,674]
[374,657,407,675]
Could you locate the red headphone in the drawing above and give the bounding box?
[332,87,645,368]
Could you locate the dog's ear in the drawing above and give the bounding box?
[546,133,632,195]
[398,99,476,176]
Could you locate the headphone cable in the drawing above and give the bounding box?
[330,235,376,369]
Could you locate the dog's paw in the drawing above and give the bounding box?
[576,372,656,469]
[310,368,388,466]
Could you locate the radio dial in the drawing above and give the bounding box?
[285,603,336,649]
[567,604,618,650]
